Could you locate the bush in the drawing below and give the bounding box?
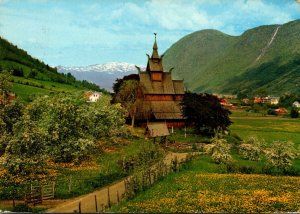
[267,108,276,115]
[291,108,299,118]
[265,141,297,172]
[12,204,32,212]
[205,133,234,164]
[238,137,265,161]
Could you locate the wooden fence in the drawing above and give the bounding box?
[25,182,55,205]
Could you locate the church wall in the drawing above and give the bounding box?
[144,94,174,101]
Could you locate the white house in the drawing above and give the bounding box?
[84,91,102,102]
[293,101,300,108]
[270,97,280,105]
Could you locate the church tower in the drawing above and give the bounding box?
[146,33,163,81]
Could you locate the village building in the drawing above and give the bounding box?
[254,96,279,105]
[133,34,185,128]
[274,107,288,115]
[292,101,300,108]
[84,91,102,102]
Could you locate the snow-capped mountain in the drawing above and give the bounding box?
[57,62,145,91]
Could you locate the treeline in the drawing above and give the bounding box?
[0,37,107,93]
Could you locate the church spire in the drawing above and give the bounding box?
[151,33,160,59]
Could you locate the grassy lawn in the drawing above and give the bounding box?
[48,138,164,199]
[230,115,300,145]
[11,77,87,101]
[112,155,300,213]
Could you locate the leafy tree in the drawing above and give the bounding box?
[0,71,11,101]
[112,74,140,127]
[181,92,232,135]
[27,69,38,78]
[3,119,49,183]
[239,137,265,161]
[205,132,233,164]
[11,67,24,77]
[90,96,126,139]
[279,94,300,108]
[290,108,299,118]
[112,74,139,95]
[265,141,298,172]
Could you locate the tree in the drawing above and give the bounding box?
[11,67,24,77]
[290,108,299,118]
[239,137,265,161]
[0,71,12,103]
[205,132,233,164]
[181,92,232,135]
[112,74,140,127]
[27,69,38,78]
[112,74,139,95]
[265,141,297,172]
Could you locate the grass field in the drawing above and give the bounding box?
[11,76,87,101]
[112,156,300,213]
[43,138,164,199]
[230,114,300,145]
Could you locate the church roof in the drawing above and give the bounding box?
[135,100,183,120]
[139,72,184,94]
[151,33,160,59]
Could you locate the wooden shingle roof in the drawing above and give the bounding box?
[146,122,170,137]
[135,100,183,120]
[139,72,184,95]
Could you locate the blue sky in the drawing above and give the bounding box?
[1,0,300,67]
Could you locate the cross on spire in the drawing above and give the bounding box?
[152,33,159,59]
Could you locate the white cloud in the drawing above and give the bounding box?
[0,0,299,66]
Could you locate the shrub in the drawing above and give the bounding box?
[238,137,265,161]
[265,141,297,172]
[205,133,233,164]
[290,108,299,118]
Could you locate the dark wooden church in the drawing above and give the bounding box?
[134,34,185,128]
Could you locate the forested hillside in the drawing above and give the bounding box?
[0,37,107,101]
[163,19,300,96]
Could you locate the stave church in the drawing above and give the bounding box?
[133,34,186,128]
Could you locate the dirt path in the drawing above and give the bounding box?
[46,152,190,213]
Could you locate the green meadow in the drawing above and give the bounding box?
[230,114,300,145]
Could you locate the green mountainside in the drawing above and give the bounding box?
[163,19,300,96]
[0,37,106,101]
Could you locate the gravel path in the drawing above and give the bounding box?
[47,152,190,213]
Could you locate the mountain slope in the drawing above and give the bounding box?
[0,37,106,101]
[163,19,300,95]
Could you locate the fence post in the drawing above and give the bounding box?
[117,191,120,204]
[68,176,72,193]
[148,170,151,185]
[78,201,81,213]
[94,195,98,212]
[107,187,111,208]
[52,182,55,198]
[40,186,43,204]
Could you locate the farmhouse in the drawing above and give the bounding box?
[84,91,102,102]
[133,34,185,128]
[293,101,300,108]
[254,96,279,105]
